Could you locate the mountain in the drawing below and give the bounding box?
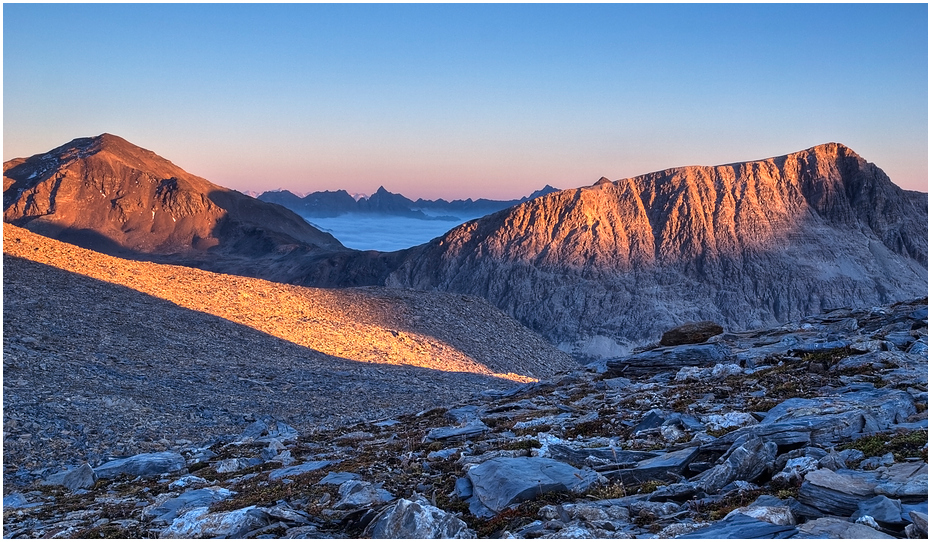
[2,134,409,286]
[257,184,560,220]
[3,134,343,257]
[387,143,928,359]
[258,188,358,218]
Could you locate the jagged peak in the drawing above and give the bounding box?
[593,177,613,186]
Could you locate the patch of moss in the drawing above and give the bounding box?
[501,439,541,451]
[839,430,929,462]
[565,418,613,439]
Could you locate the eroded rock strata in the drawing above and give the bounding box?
[389,143,927,359]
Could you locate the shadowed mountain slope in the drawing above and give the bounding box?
[387,143,928,359]
[3,223,575,380]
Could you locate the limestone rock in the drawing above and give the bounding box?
[160,505,269,538]
[797,516,895,539]
[466,457,600,513]
[365,497,475,538]
[94,451,186,479]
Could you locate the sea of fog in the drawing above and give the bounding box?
[304,212,486,252]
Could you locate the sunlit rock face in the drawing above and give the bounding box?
[3,133,344,257]
[1,134,408,287]
[388,143,928,359]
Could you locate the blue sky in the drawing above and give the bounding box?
[4,3,927,199]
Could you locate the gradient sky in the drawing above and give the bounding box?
[4,3,928,200]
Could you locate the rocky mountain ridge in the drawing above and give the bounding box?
[257,185,561,219]
[5,295,927,538]
[388,143,928,359]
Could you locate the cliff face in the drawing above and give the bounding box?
[3,134,343,258]
[388,143,928,359]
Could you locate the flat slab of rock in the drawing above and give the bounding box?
[467,457,600,513]
[798,468,877,516]
[268,460,332,482]
[660,321,723,346]
[605,343,731,377]
[797,516,895,539]
[424,419,490,442]
[365,497,475,538]
[609,447,700,486]
[160,505,269,538]
[95,452,186,479]
[697,437,777,493]
[679,512,798,538]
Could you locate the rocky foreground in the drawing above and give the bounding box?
[4,298,927,538]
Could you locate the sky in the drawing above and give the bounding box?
[4,3,928,200]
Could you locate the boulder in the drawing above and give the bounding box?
[160,505,270,538]
[466,457,600,513]
[697,437,777,493]
[143,487,235,524]
[610,447,700,486]
[95,451,186,479]
[42,463,97,491]
[796,517,895,539]
[365,497,475,538]
[333,480,394,510]
[854,495,905,526]
[798,468,877,516]
[660,321,723,346]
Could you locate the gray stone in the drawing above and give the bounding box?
[268,460,332,482]
[697,436,777,493]
[885,331,915,349]
[333,480,393,510]
[95,451,186,479]
[235,418,298,444]
[466,457,600,513]
[797,516,895,539]
[909,511,928,537]
[454,477,473,499]
[873,461,928,499]
[43,463,97,491]
[712,389,917,451]
[854,495,905,526]
[317,471,360,486]
[215,458,258,474]
[144,487,235,523]
[160,505,270,538]
[819,449,865,471]
[605,343,732,377]
[609,446,700,486]
[723,505,795,525]
[446,406,482,424]
[547,443,659,470]
[424,419,489,442]
[798,468,878,516]
[908,340,928,357]
[678,512,798,538]
[365,497,475,538]
[860,452,895,470]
